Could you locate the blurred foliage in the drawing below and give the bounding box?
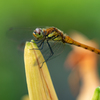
[0,0,100,100]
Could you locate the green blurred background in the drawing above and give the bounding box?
[1,0,100,100]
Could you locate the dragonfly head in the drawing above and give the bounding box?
[33,28,43,39]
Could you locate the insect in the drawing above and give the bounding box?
[8,27,100,67]
[33,27,100,65]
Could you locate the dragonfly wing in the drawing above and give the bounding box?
[7,27,38,51]
[7,26,49,42]
[7,27,35,42]
[7,26,65,64]
[37,41,65,63]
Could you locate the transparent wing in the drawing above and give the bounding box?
[7,26,47,51]
[7,26,52,42]
[7,26,65,65]
[35,40,65,63]
[7,27,36,42]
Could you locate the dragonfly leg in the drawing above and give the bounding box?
[38,42,44,50]
[30,41,44,50]
[40,40,54,68]
[38,40,44,47]
[32,39,43,44]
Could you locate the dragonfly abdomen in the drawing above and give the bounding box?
[64,35,100,54]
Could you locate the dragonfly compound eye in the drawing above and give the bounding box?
[35,28,42,35]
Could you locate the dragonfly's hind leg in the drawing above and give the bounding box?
[40,41,54,68]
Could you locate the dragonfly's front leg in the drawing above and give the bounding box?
[33,39,42,44]
[30,40,44,50]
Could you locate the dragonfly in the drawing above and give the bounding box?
[32,27,100,65]
[8,27,100,67]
